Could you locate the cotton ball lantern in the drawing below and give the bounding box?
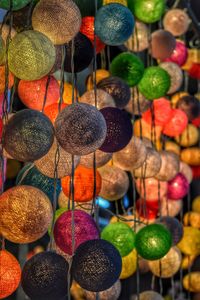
[155,151,180,181]
[127,0,165,23]
[134,147,161,178]
[55,103,107,155]
[156,216,183,245]
[165,140,181,156]
[80,89,116,109]
[54,210,99,255]
[175,124,199,147]
[0,0,31,10]
[183,272,200,293]
[184,212,200,229]
[100,107,132,152]
[98,165,129,201]
[72,239,122,292]
[95,3,134,46]
[163,40,188,66]
[125,88,151,115]
[120,249,137,279]
[176,95,200,121]
[136,199,158,222]
[101,222,136,257]
[8,30,55,80]
[178,227,200,255]
[163,9,190,37]
[97,76,131,109]
[16,163,61,202]
[138,66,171,100]
[151,30,176,60]
[110,52,144,87]
[21,252,69,300]
[73,0,102,17]
[163,109,188,137]
[43,103,67,124]
[109,214,136,229]
[0,250,21,299]
[58,191,92,213]
[148,246,182,278]
[0,66,14,94]
[86,69,110,91]
[59,81,79,105]
[80,150,112,168]
[180,162,193,184]
[125,21,149,52]
[0,185,52,243]
[168,173,189,200]
[113,136,147,171]
[159,62,183,94]
[134,119,163,141]
[160,197,182,217]
[3,109,54,162]
[18,75,59,111]
[136,177,168,201]
[135,224,172,260]
[171,91,189,108]
[181,147,200,166]
[84,280,121,300]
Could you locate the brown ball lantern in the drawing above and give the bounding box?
[163,9,190,37]
[80,150,112,169]
[151,29,176,60]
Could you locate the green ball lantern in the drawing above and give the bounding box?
[110,52,144,87]
[101,222,136,257]
[73,0,102,17]
[135,224,172,260]
[127,0,165,24]
[0,0,31,11]
[138,66,170,100]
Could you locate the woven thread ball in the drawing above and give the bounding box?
[58,191,93,213]
[73,0,102,17]
[44,103,67,124]
[163,9,190,37]
[136,199,158,222]
[135,224,172,260]
[95,3,134,46]
[48,207,68,235]
[184,212,200,229]
[138,66,170,100]
[84,280,121,300]
[72,239,122,292]
[125,21,149,52]
[32,0,81,45]
[100,107,132,153]
[160,197,182,217]
[8,30,55,80]
[16,163,61,202]
[183,272,200,293]
[120,249,137,279]
[175,124,199,147]
[99,165,129,201]
[135,291,164,300]
[55,103,107,155]
[3,109,54,162]
[163,40,188,66]
[80,89,116,109]
[180,162,193,184]
[59,81,79,105]
[160,62,183,94]
[21,251,69,300]
[18,75,60,111]
[176,95,200,121]
[128,0,165,23]
[54,210,99,255]
[113,136,147,171]
[163,109,188,137]
[155,151,180,181]
[180,147,200,166]
[0,66,14,94]
[125,88,151,115]
[0,0,31,10]
[101,222,136,257]
[167,173,189,200]
[64,32,93,73]
[61,165,102,202]
[80,149,112,168]
[151,30,176,60]
[0,250,21,299]
[136,177,168,201]
[178,227,200,256]
[86,69,110,91]
[165,140,181,156]
[0,185,52,243]
[110,52,144,87]
[156,217,183,245]
[97,76,131,109]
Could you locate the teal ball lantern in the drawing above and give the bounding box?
[101,222,136,257]
[135,224,172,260]
[138,66,170,100]
[110,52,144,86]
[0,0,31,10]
[127,0,166,24]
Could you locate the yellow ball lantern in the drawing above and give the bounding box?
[104,0,127,5]
[175,124,199,147]
[58,81,79,104]
[192,196,200,213]
[86,69,110,91]
[184,212,200,229]
[180,147,200,166]
[182,49,200,71]
[183,272,200,292]
[181,255,196,270]
[120,249,137,279]
[178,226,200,256]
[164,141,181,156]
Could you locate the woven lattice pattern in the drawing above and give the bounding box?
[155,150,180,181]
[151,29,176,60]
[125,21,149,52]
[160,62,183,94]
[80,149,112,168]
[156,217,183,246]
[177,95,200,121]
[168,173,189,200]
[84,280,121,300]
[125,88,150,115]
[163,9,190,37]
[80,89,115,110]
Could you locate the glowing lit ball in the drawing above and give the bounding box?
[0,65,14,94]
[156,216,183,245]
[151,30,176,60]
[135,224,172,260]
[176,95,200,121]
[95,3,134,46]
[54,210,99,255]
[134,119,162,141]
[0,185,52,243]
[136,177,168,201]
[167,173,189,200]
[80,149,112,168]
[73,0,103,17]
[0,0,31,10]
[0,250,21,299]
[175,124,199,147]
[43,103,67,124]
[80,89,115,109]
[113,136,147,171]
[21,251,69,300]
[138,66,171,100]
[101,222,136,257]
[55,103,107,155]
[183,272,200,293]
[72,239,122,292]
[97,76,131,109]
[180,162,193,184]
[128,0,165,23]
[163,109,188,137]
[110,52,144,86]
[100,107,132,152]
[99,165,129,201]
[163,40,188,66]
[134,147,161,178]
[160,62,183,94]
[165,140,180,156]
[160,197,182,217]
[148,246,181,278]
[120,249,137,279]
[181,147,200,166]
[125,21,149,52]
[18,75,59,111]
[125,88,150,115]
[178,227,200,255]
[184,212,200,229]
[155,151,180,181]
[163,9,190,37]
[86,69,110,91]
[3,109,54,162]
[8,30,55,80]
[59,81,79,105]
[136,199,158,222]
[192,196,200,213]
[84,280,121,300]
[32,0,81,45]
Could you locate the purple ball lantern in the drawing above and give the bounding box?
[167,173,189,200]
[163,40,188,66]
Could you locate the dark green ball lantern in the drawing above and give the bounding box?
[110,52,144,87]
[101,222,136,257]
[0,0,31,10]
[135,224,172,260]
[138,66,170,100]
[73,0,103,17]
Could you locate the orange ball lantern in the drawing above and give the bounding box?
[58,81,79,105]
[0,65,14,94]
[0,250,21,299]
[44,103,67,123]
[61,165,102,202]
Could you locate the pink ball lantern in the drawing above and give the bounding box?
[136,177,168,201]
[163,108,188,137]
[167,173,189,200]
[163,40,188,66]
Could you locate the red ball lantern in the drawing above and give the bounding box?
[163,108,188,137]
[136,177,168,201]
[192,116,200,128]
[136,199,158,221]
[163,40,188,66]
[188,63,200,80]
[44,103,67,123]
[191,166,200,179]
